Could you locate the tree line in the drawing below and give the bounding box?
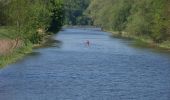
[0,0,64,44]
[1,0,169,44]
[63,0,92,25]
[86,0,170,43]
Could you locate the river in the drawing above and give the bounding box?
[0,28,170,100]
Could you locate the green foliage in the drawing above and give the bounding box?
[0,0,64,44]
[87,0,170,43]
[48,0,65,33]
[63,0,92,25]
[0,0,64,66]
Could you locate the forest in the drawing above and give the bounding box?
[86,0,170,45]
[63,0,92,25]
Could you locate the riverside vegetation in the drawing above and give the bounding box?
[0,0,64,67]
[63,0,92,25]
[86,0,170,49]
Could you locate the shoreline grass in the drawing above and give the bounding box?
[0,29,54,68]
[0,43,33,68]
[0,27,33,67]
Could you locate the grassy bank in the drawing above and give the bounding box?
[109,31,170,50]
[0,27,32,68]
[0,42,33,68]
[134,37,170,50]
[0,27,54,68]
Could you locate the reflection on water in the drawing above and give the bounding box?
[110,33,170,56]
[37,37,62,48]
[130,40,170,56]
[29,52,41,56]
[44,39,62,48]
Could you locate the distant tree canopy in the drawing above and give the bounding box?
[87,0,170,43]
[0,0,64,44]
[63,0,92,25]
[1,0,169,44]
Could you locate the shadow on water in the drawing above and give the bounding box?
[43,39,62,48]
[131,40,170,54]
[29,51,41,56]
[34,36,62,49]
[110,35,170,57]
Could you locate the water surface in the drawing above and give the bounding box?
[0,28,170,100]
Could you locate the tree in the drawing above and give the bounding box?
[63,0,92,25]
[0,0,64,44]
[87,0,170,43]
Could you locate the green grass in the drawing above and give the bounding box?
[0,26,33,68]
[133,36,170,50]
[0,26,16,39]
[0,42,33,68]
[0,26,51,68]
[159,41,170,49]
[110,30,170,50]
[0,27,9,39]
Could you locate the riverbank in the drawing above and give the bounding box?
[109,31,170,50]
[0,27,29,67]
[0,41,33,67]
[0,36,53,68]
[0,27,51,68]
